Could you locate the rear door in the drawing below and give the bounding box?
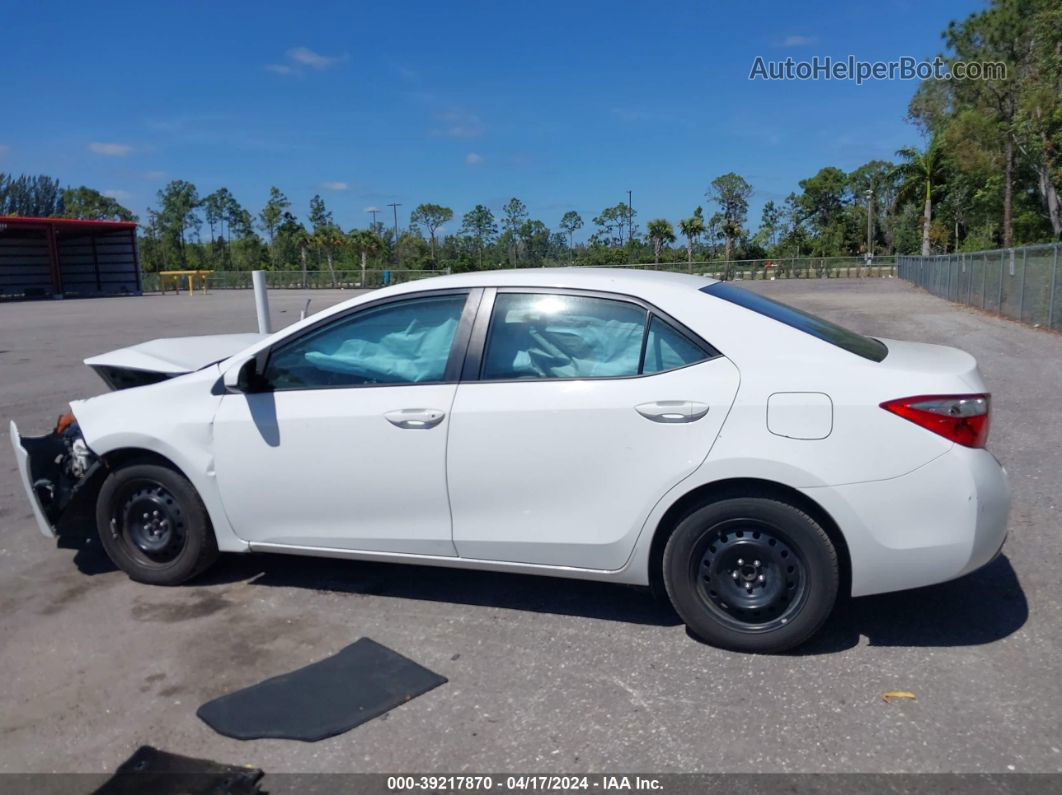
[446,288,740,570]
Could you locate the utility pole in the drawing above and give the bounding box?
[865,189,873,273]
[387,202,401,267]
[366,207,378,231]
[627,189,633,243]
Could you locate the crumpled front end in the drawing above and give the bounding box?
[10,416,102,538]
[84,332,267,390]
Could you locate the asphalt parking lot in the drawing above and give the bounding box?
[1,277,1060,775]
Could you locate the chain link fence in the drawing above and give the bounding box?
[598,255,897,280]
[898,243,1061,330]
[141,256,897,293]
[141,269,444,292]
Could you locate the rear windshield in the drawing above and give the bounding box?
[700,283,888,362]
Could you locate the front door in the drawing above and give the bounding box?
[213,291,474,554]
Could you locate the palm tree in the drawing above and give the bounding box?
[646,219,676,266]
[287,224,312,287]
[894,138,944,256]
[349,229,382,287]
[559,211,583,264]
[314,224,345,288]
[678,207,706,272]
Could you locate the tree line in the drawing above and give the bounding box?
[2,0,1057,273]
[0,175,137,222]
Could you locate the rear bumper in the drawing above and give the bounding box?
[9,421,58,538]
[803,446,1011,597]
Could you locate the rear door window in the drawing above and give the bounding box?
[481,293,647,380]
[642,316,711,374]
[480,292,716,380]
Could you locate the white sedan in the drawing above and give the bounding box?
[11,269,1010,652]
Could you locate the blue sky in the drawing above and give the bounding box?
[3,0,986,241]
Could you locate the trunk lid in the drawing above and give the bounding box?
[876,338,985,392]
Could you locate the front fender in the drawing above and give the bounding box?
[71,367,249,553]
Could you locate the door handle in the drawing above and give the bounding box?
[384,408,446,429]
[635,401,710,423]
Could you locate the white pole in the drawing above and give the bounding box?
[252,270,272,334]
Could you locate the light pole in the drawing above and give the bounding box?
[865,189,873,273]
[627,189,633,244]
[387,202,401,267]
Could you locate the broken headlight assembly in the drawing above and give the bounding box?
[22,412,102,524]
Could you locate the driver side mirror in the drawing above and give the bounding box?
[223,355,266,394]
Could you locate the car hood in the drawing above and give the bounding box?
[84,332,266,389]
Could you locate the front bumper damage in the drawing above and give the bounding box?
[10,419,102,538]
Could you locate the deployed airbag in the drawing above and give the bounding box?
[277,294,465,384]
[484,294,647,379]
[305,317,458,382]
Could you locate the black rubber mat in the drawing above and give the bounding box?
[196,638,448,741]
[92,745,264,794]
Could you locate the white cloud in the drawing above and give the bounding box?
[287,46,346,70]
[781,35,817,47]
[433,110,485,139]
[465,152,484,166]
[88,142,133,156]
[267,47,347,77]
[321,181,349,191]
[104,189,131,200]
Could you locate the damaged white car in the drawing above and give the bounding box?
[11,269,1010,652]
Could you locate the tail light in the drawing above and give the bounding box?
[880,394,990,448]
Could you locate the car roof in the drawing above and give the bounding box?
[383,267,718,296]
[273,268,723,352]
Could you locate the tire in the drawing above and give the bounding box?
[663,497,838,653]
[95,462,219,585]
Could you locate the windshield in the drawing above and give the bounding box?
[701,283,888,362]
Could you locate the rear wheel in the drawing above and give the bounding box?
[96,462,219,585]
[663,497,838,653]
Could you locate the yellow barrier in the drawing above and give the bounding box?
[159,270,211,296]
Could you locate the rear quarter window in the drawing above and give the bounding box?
[700,283,888,362]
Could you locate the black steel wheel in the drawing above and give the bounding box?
[96,461,218,585]
[118,482,188,565]
[663,497,838,653]
[693,519,809,632]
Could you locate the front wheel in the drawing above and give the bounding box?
[663,497,838,653]
[96,462,219,585]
